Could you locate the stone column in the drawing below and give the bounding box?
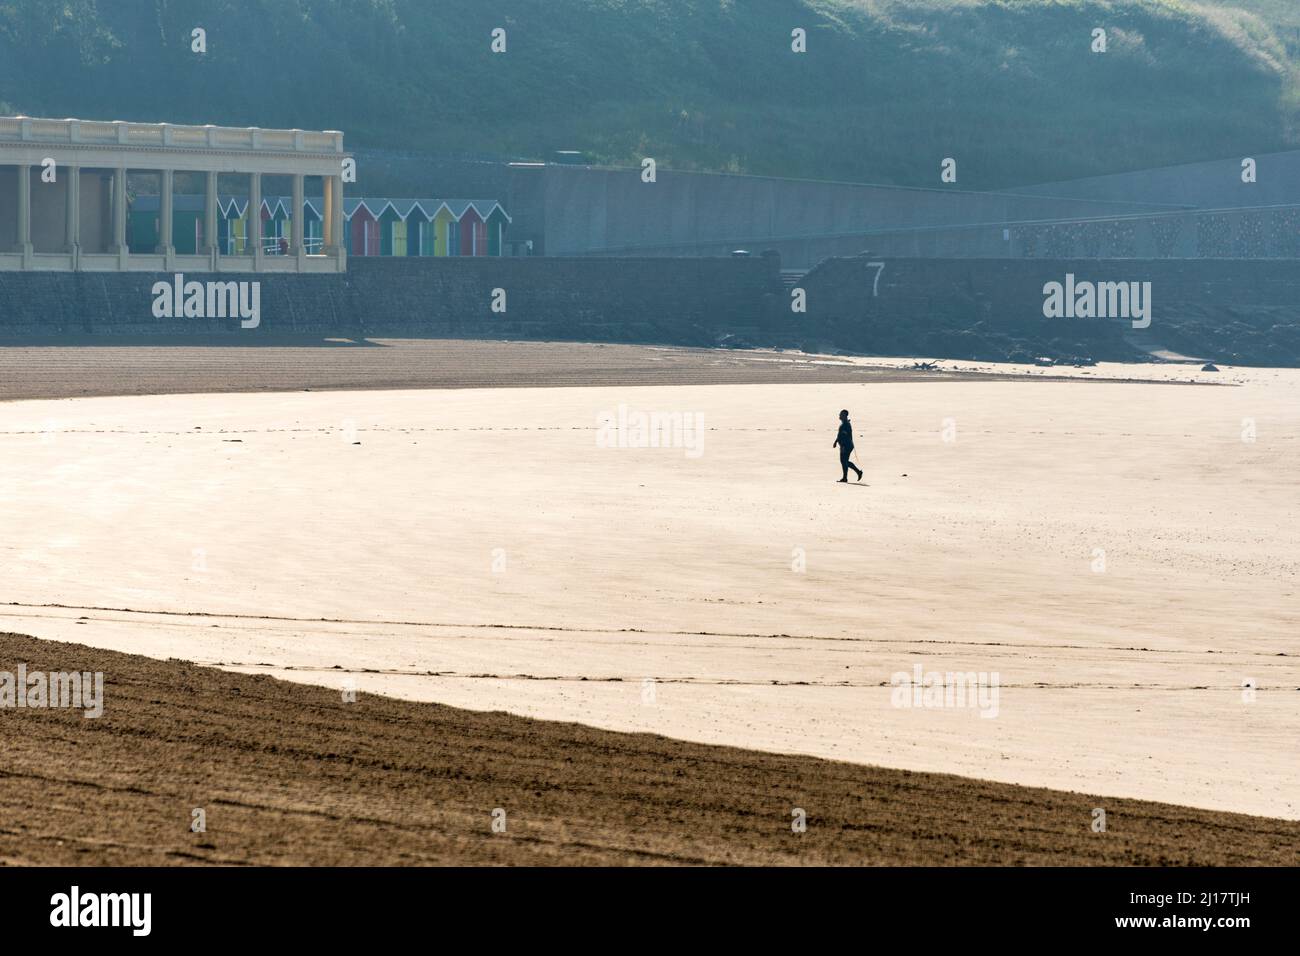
[248,171,263,268]
[203,170,219,267]
[322,176,335,250]
[328,175,345,267]
[17,164,33,266]
[112,168,128,266]
[64,165,81,268]
[157,169,174,262]
[64,166,80,247]
[291,173,305,260]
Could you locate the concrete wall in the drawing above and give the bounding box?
[726,204,1300,261]
[80,171,111,254]
[30,167,67,253]
[1,255,1295,365]
[526,165,1178,266]
[352,154,1180,268]
[1009,149,1300,209]
[0,169,114,253]
[0,256,783,342]
[0,165,68,253]
[800,256,1300,319]
[796,257,1300,364]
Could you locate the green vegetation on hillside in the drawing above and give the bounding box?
[0,0,1295,187]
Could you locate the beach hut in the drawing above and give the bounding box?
[302,198,324,254]
[345,199,381,257]
[396,201,437,256]
[446,201,510,257]
[218,197,249,255]
[433,202,459,256]
[218,197,245,254]
[483,202,512,257]
[414,208,435,255]
[439,201,478,257]
[261,197,292,255]
[457,202,486,257]
[330,197,508,257]
[429,201,512,256]
[374,200,407,257]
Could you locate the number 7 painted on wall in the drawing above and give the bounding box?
[867,261,885,297]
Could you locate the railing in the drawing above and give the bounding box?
[0,116,345,153]
[258,236,328,255]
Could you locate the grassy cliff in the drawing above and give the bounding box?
[0,0,1295,187]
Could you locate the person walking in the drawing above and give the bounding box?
[833,408,863,483]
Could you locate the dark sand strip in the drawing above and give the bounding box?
[0,338,1168,403]
[1,633,1294,866]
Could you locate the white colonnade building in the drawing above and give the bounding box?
[0,115,348,273]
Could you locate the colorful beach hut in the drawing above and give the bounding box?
[392,201,437,256]
[345,199,382,257]
[302,198,324,254]
[483,202,511,256]
[261,197,292,255]
[122,192,509,259]
[432,203,459,256]
[440,201,511,257]
[373,200,406,257]
[217,197,249,255]
[456,202,486,257]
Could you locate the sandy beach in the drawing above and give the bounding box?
[0,341,1294,842]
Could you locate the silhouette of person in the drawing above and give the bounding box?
[833,409,863,482]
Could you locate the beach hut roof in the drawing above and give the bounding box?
[260,196,291,217]
[479,200,512,223]
[340,199,377,219]
[366,198,400,218]
[119,194,507,222]
[344,197,388,219]
[265,196,323,218]
[442,200,476,219]
[387,198,437,220]
[336,197,509,222]
[442,199,511,223]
